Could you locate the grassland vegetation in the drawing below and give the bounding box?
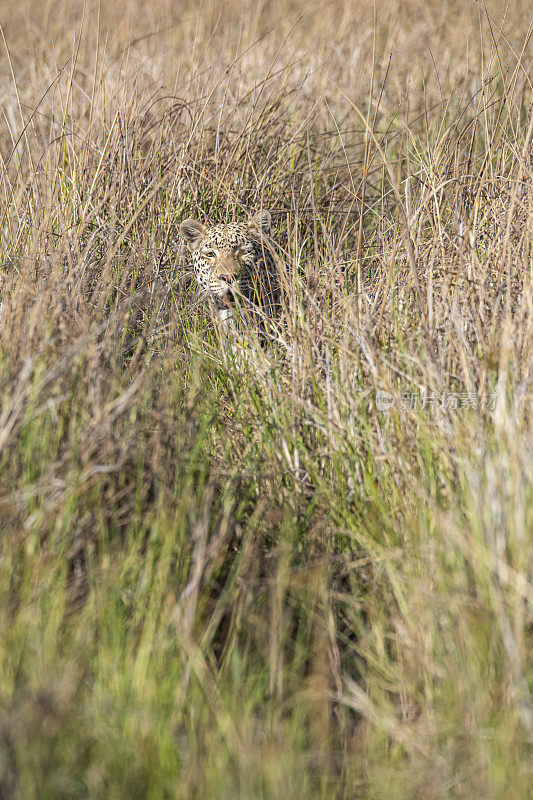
[0,0,531,797]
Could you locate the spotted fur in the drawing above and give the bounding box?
[180,211,280,319]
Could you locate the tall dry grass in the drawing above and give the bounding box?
[0,0,531,797]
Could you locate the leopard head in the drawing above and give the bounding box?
[180,211,272,304]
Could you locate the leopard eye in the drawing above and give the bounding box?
[203,248,217,259]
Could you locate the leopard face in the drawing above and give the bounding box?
[180,211,280,317]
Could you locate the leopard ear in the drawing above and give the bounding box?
[249,210,271,236]
[180,218,207,249]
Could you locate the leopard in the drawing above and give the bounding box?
[180,210,281,322]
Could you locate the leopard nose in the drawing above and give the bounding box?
[218,273,235,284]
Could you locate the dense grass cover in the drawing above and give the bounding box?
[0,1,531,797]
